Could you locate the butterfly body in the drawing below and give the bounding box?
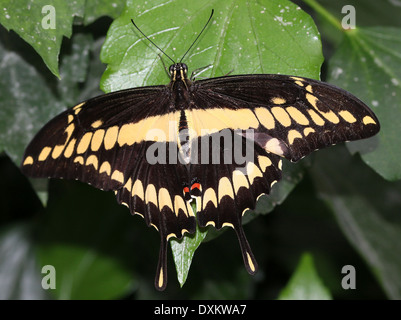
[21,60,379,290]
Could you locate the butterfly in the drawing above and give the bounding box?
[20,11,380,291]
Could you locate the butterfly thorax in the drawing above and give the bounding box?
[168,63,192,110]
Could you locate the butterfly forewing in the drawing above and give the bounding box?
[193,74,380,161]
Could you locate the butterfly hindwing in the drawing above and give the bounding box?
[188,131,282,274]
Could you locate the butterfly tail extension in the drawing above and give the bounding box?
[155,235,168,291]
[234,223,258,275]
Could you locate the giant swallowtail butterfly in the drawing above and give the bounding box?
[21,12,380,291]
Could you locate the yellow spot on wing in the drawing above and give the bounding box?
[77,132,93,154]
[64,138,76,158]
[278,159,283,170]
[254,107,275,129]
[158,269,164,290]
[246,252,256,273]
[158,188,173,211]
[118,112,180,145]
[118,123,136,146]
[73,156,84,165]
[23,156,34,165]
[111,170,124,183]
[258,155,272,172]
[91,129,105,152]
[290,77,305,87]
[166,233,176,241]
[174,195,188,217]
[246,162,263,184]
[104,126,119,150]
[218,177,234,202]
[232,170,249,194]
[190,108,259,136]
[132,179,144,199]
[271,97,286,105]
[288,129,303,144]
[307,109,325,126]
[91,120,103,128]
[145,184,157,206]
[85,155,98,170]
[202,188,217,210]
[52,145,65,159]
[72,102,84,115]
[303,127,315,136]
[99,161,111,176]
[271,107,291,127]
[38,147,52,161]
[103,126,118,150]
[286,106,309,125]
[52,123,75,159]
[206,221,215,227]
[363,116,376,125]
[306,93,339,124]
[73,102,84,110]
[222,222,234,228]
[339,110,357,123]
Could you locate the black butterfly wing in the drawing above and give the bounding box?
[189,132,282,275]
[183,73,379,276]
[22,86,172,187]
[191,74,380,162]
[21,86,196,291]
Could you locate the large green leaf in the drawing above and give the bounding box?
[99,0,323,287]
[83,0,125,25]
[310,145,401,299]
[327,27,401,181]
[0,28,93,165]
[100,0,322,92]
[0,0,85,77]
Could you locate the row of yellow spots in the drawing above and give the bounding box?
[71,152,195,238]
[201,154,275,220]
[290,76,377,127]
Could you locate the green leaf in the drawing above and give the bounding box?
[100,0,323,92]
[327,27,401,181]
[0,0,85,77]
[278,252,332,300]
[170,201,208,287]
[99,0,323,288]
[83,0,126,25]
[310,145,401,299]
[310,0,401,29]
[0,26,97,166]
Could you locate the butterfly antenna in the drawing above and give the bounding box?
[180,9,214,63]
[131,18,175,64]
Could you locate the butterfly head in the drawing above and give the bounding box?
[169,63,189,82]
